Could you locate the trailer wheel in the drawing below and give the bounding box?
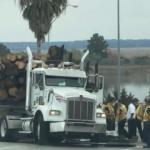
[34,115,49,145]
[0,117,10,142]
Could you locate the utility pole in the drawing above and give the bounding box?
[117,0,121,99]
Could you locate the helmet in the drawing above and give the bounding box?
[145,96,150,103]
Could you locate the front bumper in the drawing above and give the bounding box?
[50,121,106,134]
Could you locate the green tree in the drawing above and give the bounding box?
[0,43,10,57]
[17,0,68,56]
[87,33,108,58]
[111,88,134,107]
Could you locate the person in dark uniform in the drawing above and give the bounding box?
[132,98,143,141]
[127,99,136,139]
[143,97,150,148]
[104,97,115,131]
[116,99,129,138]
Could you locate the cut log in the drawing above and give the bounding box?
[0,90,8,100]
[40,55,48,62]
[5,64,18,76]
[18,61,26,69]
[0,72,5,80]
[18,77,25,84]
[5,76,17,88]
[2,58,11,65]
[15,89,26,100]
[17,54,23,60]
[32,63,37,69]
[15,61,20,66]
[9,54,17,62]
[0,81,6,90]
[33,56,40,60]
[37,65,42,68]
[8,87,17,96]
[6,53,11,60]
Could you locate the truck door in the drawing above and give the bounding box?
[86,75,104,107]
[31,73,45,111]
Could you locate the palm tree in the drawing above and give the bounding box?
[17,0,68,56]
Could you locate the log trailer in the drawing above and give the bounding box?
[0,47,107,144]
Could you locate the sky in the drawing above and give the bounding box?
[0,0,150,42]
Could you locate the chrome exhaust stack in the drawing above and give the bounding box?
[81,50,89,71]
[25,47,33,111]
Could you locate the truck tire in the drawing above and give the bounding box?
[34,115,49,145]
[0,117,10,142]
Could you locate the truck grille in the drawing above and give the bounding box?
[67,97,95,121]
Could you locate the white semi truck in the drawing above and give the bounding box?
[0,47,106,145]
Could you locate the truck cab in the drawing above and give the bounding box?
[0,47,106,145]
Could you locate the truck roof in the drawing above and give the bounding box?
[32,67,86,78]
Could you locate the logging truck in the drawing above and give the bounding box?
[0,47,106,144]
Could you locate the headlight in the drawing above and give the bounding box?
[49,110,60,115]
[96,113,106,118]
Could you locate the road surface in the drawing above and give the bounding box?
[0,140,146,150]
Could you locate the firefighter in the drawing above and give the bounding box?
[143,97,150,148]
[116,99,129,138]
[132,98,143,141]
[104,97,115,131]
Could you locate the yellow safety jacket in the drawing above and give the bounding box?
[136,105,143,121]
[143,106,150,122]
[116,104,127,122]
[105,103,114,120]
[102,105,106,112]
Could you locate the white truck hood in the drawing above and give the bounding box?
[51,87,96,100]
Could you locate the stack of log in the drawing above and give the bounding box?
[0,52,49,101]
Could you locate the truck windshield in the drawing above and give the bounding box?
[45,75,85,87]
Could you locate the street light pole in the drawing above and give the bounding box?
[117,0,121,99]
[48,4,78,47]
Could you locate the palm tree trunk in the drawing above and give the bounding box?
[37,39,41,56]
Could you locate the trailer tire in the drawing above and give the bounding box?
[0,117,10,142]
[34,115,49,145]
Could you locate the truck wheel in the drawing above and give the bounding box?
[0,117,10,142]
[90,134,100,147]
[35,115,49,145]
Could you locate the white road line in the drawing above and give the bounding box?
[0,146,19,150]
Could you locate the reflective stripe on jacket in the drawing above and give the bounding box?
[143,106,150,122]
[136,105,143,121]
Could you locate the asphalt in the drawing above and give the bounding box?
[0,140,147,150]
[0,124,147,150]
